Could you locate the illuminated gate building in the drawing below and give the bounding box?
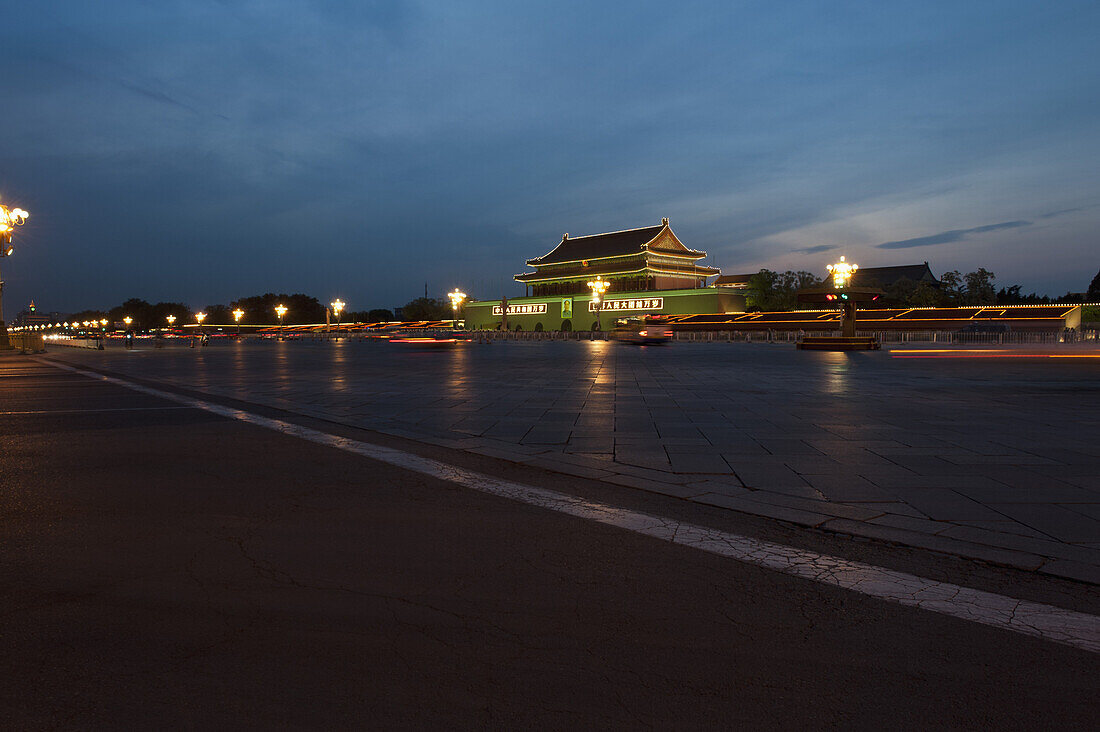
[464,218,745,331]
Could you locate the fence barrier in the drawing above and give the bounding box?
[5,332,47,353]
[28,329,1096,347]
[48,337,102,350]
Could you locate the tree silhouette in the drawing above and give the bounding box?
[1088,268,1100,301]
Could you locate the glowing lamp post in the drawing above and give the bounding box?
[587,276,610,332]
[233,308,244,340]
[166,314,176,328]
[331,299,345,340]
[275,304,287,340]
[0,203,29,339]
[123,316,132,327]
[826,256,857,289]
[447,289,466,329]
[796,255,883,348]
[195,312,206,346]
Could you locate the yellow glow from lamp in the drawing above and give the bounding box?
[232,308,244,322]
[166,315,176,325]
[587,276,610,304]
[826,256,858,289]
[195,312,206,324]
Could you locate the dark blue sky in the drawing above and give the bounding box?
[3,0,1098,314]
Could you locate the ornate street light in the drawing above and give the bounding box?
[331,299,345,340]
[166,314,176,327]
[0,202,29,333]
[447,289,466,329]
[587,276,610,332]
[233,308,244,340]
[275,304,287,339]
[826,256,858,289]
[193,312,207,347]
[123,316,132,327]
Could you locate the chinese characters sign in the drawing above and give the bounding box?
[492,303,547,316]
[588,297,664,312]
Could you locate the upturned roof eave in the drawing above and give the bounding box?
[514,263,720,283]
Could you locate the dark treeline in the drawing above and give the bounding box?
[744,271,823,311]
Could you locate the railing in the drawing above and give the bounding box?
[48,336,103,350]
[670,330,1097,344]
[35,329,1091,348]
[462,330,609,341]
[440,329,1098,344]
[5,332,47,353]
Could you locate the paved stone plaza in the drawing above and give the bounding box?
[46,339,1100,582]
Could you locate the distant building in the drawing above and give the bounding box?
[11,300,59,328]
[717,263,940,291]
[714,273,757,290]
[844,262,940,289]
[466,218,743,331]
[515,218,720,297]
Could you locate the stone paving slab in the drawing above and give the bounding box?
[43,340,1100,583]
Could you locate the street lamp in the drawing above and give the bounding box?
[275,304,287,340]
[166,314,176,328]
[123,316,132,327]
[233,308,244,340]
[587,276,610,332]
[0,202,29,334]
[447,289,466,330]
[826,256,858,289]
[331,299,345,340]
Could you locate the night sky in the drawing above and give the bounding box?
[3,0,1098,314]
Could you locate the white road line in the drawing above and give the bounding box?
[45,360,1100,654]
[1,406,192,415]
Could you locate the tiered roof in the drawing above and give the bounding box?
[515,218,718,283]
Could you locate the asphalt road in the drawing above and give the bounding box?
[2,357,1097,728]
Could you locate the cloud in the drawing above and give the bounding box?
[1037,207,1082,219]
[791,244,838,254]
[875,220,1031,250]
[114,78,223,118]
